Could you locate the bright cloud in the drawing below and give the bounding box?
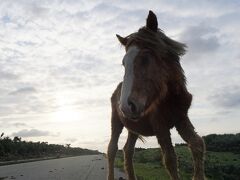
[0,0,239,152]
[11,129,52,138]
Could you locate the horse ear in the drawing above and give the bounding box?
[146,10,158,32]
[116,34,127,46]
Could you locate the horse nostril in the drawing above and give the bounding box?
[128,99,138,114]
[128,99,137,114]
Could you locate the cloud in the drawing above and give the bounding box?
[16,41,36,46]
[8,87,37,95]
[209,86,240,108]
[11,129,51,137]
[65,138,77,143]
[12,122,27,127]
[180,24,220,56]
[0,70,19,80]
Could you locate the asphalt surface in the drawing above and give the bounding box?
[0,155,126,180]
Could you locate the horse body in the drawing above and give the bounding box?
[107,10,205,180]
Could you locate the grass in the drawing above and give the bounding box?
[134,163,169,180]
[114,146,240,180]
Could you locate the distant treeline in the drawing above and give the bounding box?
[175,133,240,153]
[203,133,240,153]
[0,133,100,161]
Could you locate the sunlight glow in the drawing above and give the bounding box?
[53,107,80,122]
[51,91,81,122]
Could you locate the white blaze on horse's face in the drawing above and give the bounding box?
[119,45,140,120]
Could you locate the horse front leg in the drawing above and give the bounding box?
[123,131,138,180]
[107,109,123,180]
[176,116,205,180]
[156,129,180,180]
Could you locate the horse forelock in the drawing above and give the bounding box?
[125,27,187,60]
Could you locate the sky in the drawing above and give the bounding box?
[0,0,239,152]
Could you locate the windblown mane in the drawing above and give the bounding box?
[125,27,187,61]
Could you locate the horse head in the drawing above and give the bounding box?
[117,11,186,121]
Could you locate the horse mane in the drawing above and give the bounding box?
[125,27,187,61]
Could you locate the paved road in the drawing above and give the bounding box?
[0,155,126,180]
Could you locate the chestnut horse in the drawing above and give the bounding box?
[107,11,205,180]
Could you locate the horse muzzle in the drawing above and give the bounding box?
[119,97,145,121]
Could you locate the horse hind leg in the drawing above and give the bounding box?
[176,117,206,180]
[123,131,138,180]
[156,130,180,180]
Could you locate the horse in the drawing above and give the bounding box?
[107,10,205,180]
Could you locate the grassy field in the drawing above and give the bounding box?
[115,146,240,180]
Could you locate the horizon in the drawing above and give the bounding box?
[1,132,239,152]
[0,0,239,152]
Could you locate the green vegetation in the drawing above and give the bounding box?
[204,133,240,153]
[115,133,240,180]
[0,133,100,162]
